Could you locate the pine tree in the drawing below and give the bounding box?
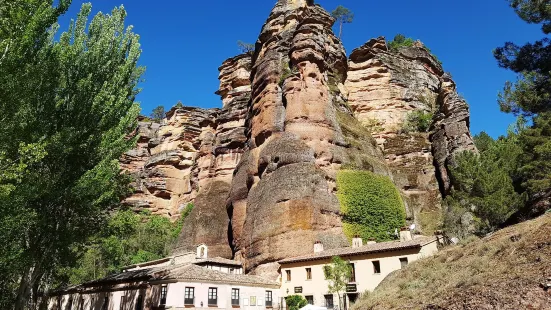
[494,0,551,210]
[331,5,354,39]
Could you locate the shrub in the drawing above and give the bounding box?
[237,40,255,55]
[388,34,415,51]
[285,295,308,310]
[403,110,434,133]
[337,170,406,241]
[387,34,443,65]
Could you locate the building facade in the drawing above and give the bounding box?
[48,245,279,310]
[48,232,439,310]
[278,231,439,309]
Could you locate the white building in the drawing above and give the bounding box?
[278,230,439,309]
[48,245,280,310]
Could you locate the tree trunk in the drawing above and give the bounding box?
[15,263,44,310]
[15,266,32,310]
[339,21,343,39]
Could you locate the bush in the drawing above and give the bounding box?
[337,170,406,241]
[387,34,443,65]
[285,295,308,310]
[403,110,434,133]
[388,34,415,51]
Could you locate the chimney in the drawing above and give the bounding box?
[314,241,324,253]
[367,238,377,245]
[352,235,363,248]
[400,227,412,242]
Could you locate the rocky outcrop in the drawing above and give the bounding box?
[121,109,217,219]
[172,54,252,259]
[344,37,476,232]
[121,0,477,277]
[224,0,395,276]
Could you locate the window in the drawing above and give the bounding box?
[102,297,109,310]
[208,287,218,306]
[349,263,356,282]
[185,287,195,305]
[306,268,312,280]
[160,285,168,305]
[372,260,381,274]
[324,295,334,309]
[231,288,240,306]
[400,257,409,269]
[250,296,257,306]
[286,270,291,281]
[119,296,125,310]
[305,296,314,305]
[135,295,143,310]
[266,291,273,307]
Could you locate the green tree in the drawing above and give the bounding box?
[66,206,192,284]
[446,131,524,235]
[331,5,354,39]
[237,40,255,55]
[494,0,551,210]
[175,100,184,108]
[285,295,308,310]
[323,256,353,310]
[151,105,166,122]
[403,110,434,133]
[0,2,143,308]
[388,34,415,51]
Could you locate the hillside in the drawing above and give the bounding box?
[353,213,551,310]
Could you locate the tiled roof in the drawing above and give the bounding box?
[193,257,243,267]
[278,237,437,264]
[157,264,279,287]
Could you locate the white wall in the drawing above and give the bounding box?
[162,282,280,310]
[280,241,439,308]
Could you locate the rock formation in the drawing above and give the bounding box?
[121,0,477,277]
[344,37,476,232]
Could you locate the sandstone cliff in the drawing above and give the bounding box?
[121,0,477,276]
[344,37,476,232]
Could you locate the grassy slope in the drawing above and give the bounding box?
[353,213,551,310]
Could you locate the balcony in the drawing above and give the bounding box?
[208,298,218,307]
[232,299,240,307]
[346,284,357,293]
[266,300,273,308]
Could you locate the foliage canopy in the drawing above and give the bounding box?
[0,1,143,308]
[285,295,308,310]
[337,170,406,241]
[323,256,353,310]
[331,5,354,39]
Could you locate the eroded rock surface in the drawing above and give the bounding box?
[121,0,477,275]
[345,37,476,232]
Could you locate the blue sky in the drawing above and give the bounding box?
[58,0,543,138]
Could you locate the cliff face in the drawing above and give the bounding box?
[344,37,476,232]
[121,0,477,276]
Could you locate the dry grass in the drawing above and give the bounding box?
[353,213,551,310]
